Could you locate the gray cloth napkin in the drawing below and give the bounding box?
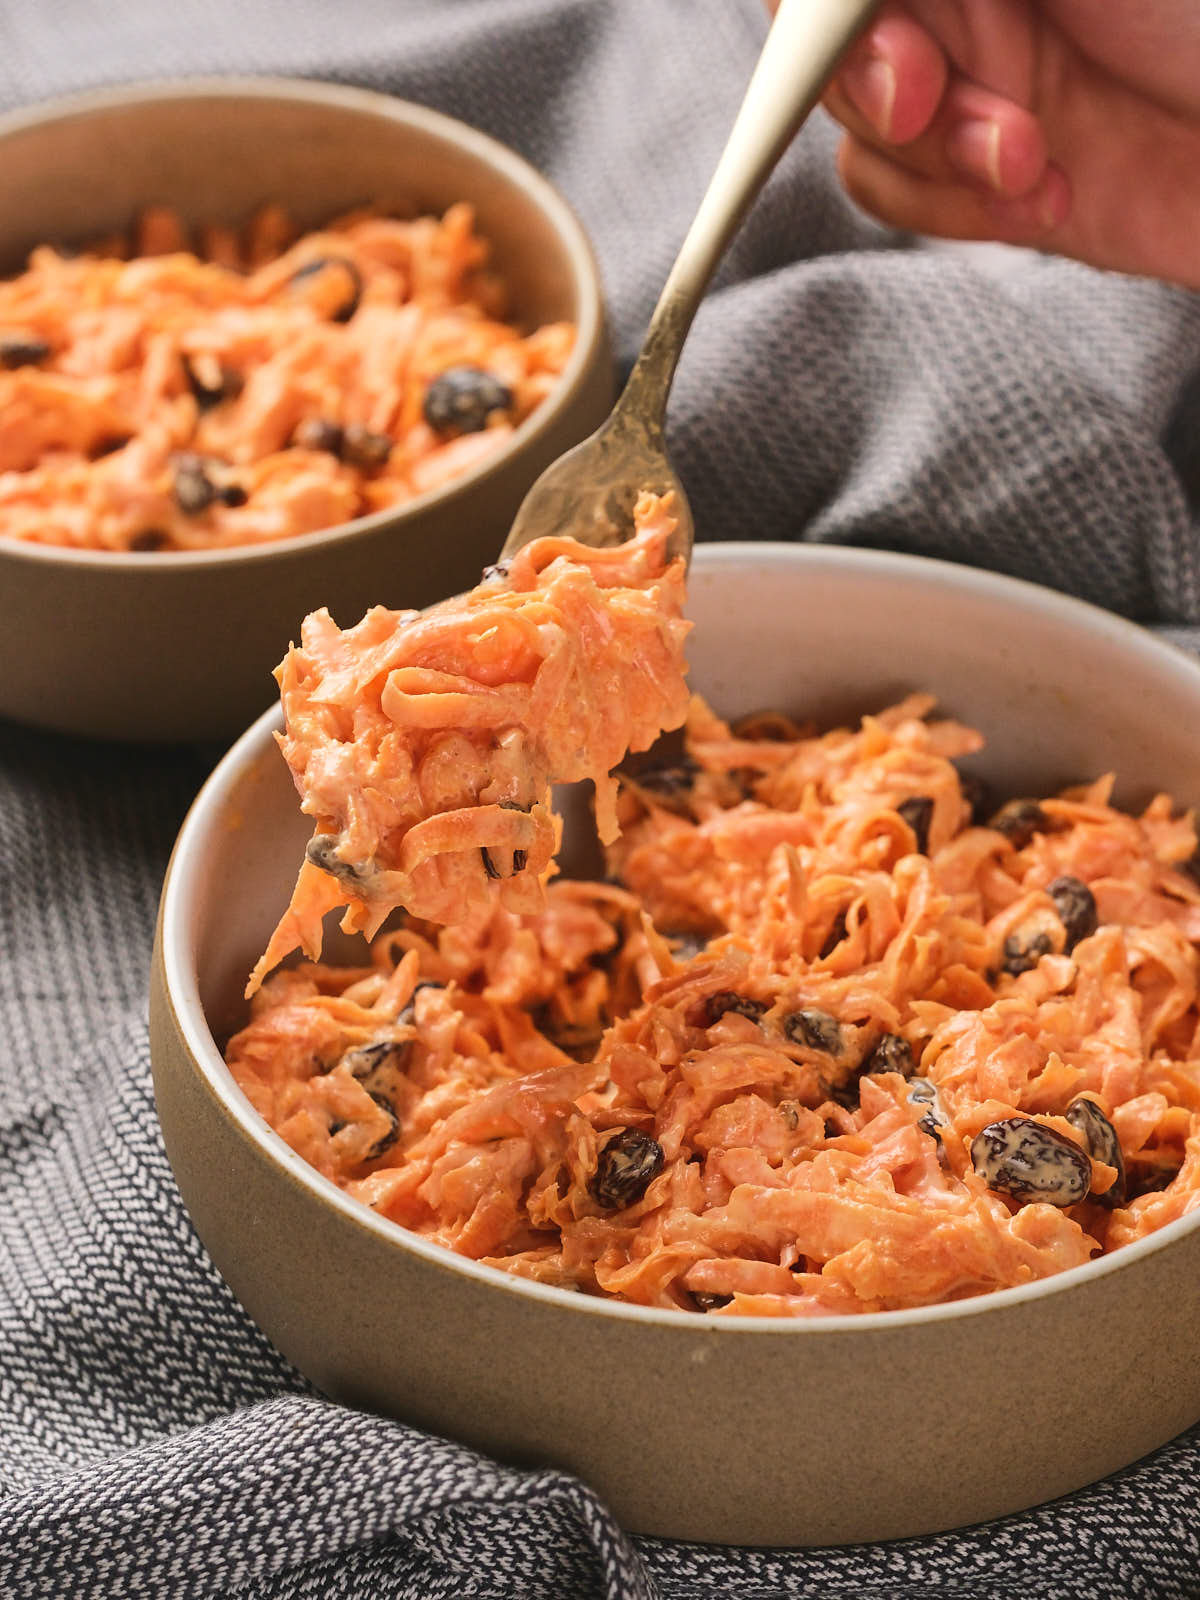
[4,2,1200,1596]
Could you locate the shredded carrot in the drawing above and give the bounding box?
[227,684,1200,1315]
[0,203,572,551]
[249,491,690,990]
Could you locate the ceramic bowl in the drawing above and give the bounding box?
[150,544,1200,1546]
[0,78,610,742]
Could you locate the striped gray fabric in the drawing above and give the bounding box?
[3,2,1200,1596]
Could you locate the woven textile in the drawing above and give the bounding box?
[3,2,1200,1596]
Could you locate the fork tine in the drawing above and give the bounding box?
[499,416,693,563]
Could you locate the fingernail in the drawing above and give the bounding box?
[990,167,1072,234]
[1037,167,1071,229]
[842,56,896,140]
[946,119,1003,190]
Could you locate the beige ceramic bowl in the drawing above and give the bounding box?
[150,544,1200,1546]
[0,78,610,742]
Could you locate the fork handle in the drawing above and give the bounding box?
[615,0,880,436]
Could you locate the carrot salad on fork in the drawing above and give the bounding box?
[249,489,690,989]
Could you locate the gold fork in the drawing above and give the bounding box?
[499,0,880,567]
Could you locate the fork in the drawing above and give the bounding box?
[499,0,880,567]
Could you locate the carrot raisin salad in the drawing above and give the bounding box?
[227,689,1200,1315]
[249,490,690,989]
[0,203,572,551]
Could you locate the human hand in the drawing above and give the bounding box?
[804,1,1200,287]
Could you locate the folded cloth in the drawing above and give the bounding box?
[3,3,1200,1598]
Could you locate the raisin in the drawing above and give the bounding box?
[288,254,363,322]
[830,1072,863,1111]
[1065,1096,1126,1207]
[535,1012,604,1062]
[919,1114,944,1148]
[397,980,443,1027]
[172,454,216,515]
[1047,876,1097,951]
[328,1088,398,1160]
[293,417,345,455]
[183,353,242,408]
[502,799,529,874]
[591,1129,665,1209]
[129,528,168,552]
[92,435,131,458]
[970,1117,1091,1206]
[342,1039,411,1083]
[1001,929,1053,976]
[423,365,514,434]
[906,1079,950,1158]
[216,483,248,507]
[305,834,371,890]
[1126,1162,1180,1200]
[0,336,50,368]
[906,1077,944,1122]
[897,795,934,854]
[363,1092,399,1160]
[783,1008,842,1055]
[989,799,1048,849]
[958,770,989,825]
[818,908,848,959]
[703,991,767,1027]
[341,423,392,469]
[335,1039,408,1160]
[480,799,530,880]
[627,759,700,817]
[917,1115,950,1168]
[862,1032,914,1077]
[778,1100,801,1131]
[632,759,700,799]
[691,1291,733,1312]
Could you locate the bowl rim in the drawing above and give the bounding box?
[159,539,1200,1336]
[0,74,606,571]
